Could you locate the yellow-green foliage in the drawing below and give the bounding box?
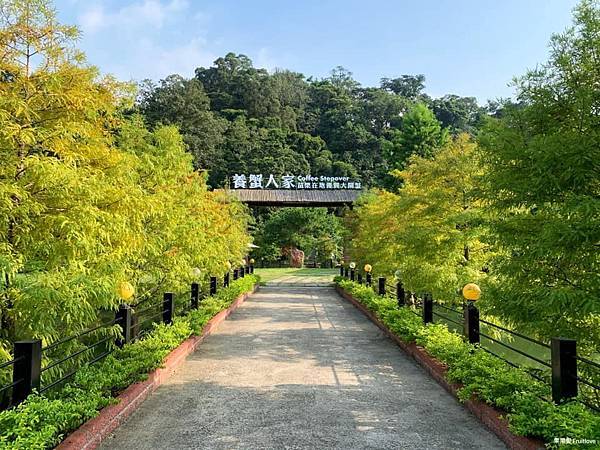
[0,1,250,359]
[350,134,489,303]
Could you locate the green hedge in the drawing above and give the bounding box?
[0,275,259,450]
[335,277,600,449]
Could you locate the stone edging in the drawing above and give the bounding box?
[57,284,259,450]
[335,285,545,450]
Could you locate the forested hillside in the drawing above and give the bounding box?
[137,55,486,189]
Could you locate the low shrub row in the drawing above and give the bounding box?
[335,277,600,449]
[0,275,259,450]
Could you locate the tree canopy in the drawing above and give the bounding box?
[253,208,345,265]
[0,0,251,363]
[347,0,600,351]
[477,0,600,347]
[137,54,484,189]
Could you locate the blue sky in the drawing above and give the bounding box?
[55,0,579,103]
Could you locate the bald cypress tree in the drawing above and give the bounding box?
[478,0,600,348]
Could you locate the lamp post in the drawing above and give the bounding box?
[462,283,481,344]
[349,262,356,281]
[224,262,231,287]
[364,264,372,287]
[395,270,405,307]
[190,267,201,308]
[116,281,135,347]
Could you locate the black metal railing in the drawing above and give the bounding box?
[338,267,600,412]
[0,265,254,411]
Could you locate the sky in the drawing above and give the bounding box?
[55,0,580,104]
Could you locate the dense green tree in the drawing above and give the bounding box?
[358,87,408,136]
[478,0,600,347]
[350,135,487,301]
[254,208,345,265]
[138,52,483,190]
[208,117,312,186]
[383,103,448,170]
[380,74,427,100]
[195,53,266,113]
[286,132,333,175]
[430,94,483,134]
[307,76,392,186]
[268,69,310,131]
[328,66,361,92]
[138,75,228,177]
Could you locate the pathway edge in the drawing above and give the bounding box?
[335,285,545,450]
[56,284,259,450]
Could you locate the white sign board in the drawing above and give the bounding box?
[231,174,362,190]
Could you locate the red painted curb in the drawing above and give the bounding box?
[57,284,259,450]
[335,285,545,450]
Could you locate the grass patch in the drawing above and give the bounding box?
[254,268,337,283]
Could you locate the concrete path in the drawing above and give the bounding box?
[101,286,506,450]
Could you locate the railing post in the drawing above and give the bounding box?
[344,267,349,278]
[130,312,140,341]
[350,268,355,281]
[245,265,250,275]
[366,273,372,287]
[378,277,386,296]
[464,302,480,344]
[116,304,132,347]
[551,338,577,403]
[339,266,344,277]
[423,293,433,324]
[12,340,42,406]
[250,265,254,274]
[239,267,245,278]
[163,292,174,325]
[396,282,405,307]
[191,282,199,309]
[233,269,239,280]
[357,273,363,284]
[224,272,230,288]
[210,276,217,295]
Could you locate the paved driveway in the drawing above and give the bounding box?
[101,286,506,450]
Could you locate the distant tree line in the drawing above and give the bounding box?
[136,56,490,189]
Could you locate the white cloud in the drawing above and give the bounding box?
[74,0,283,84]
[75,0,216,81]
[152,37,217,79]
[102,37,216,82]
[79,0,189,33]
[79,5,105,32]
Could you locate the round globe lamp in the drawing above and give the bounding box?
[117,281,135,302]
[462,283,481,301]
